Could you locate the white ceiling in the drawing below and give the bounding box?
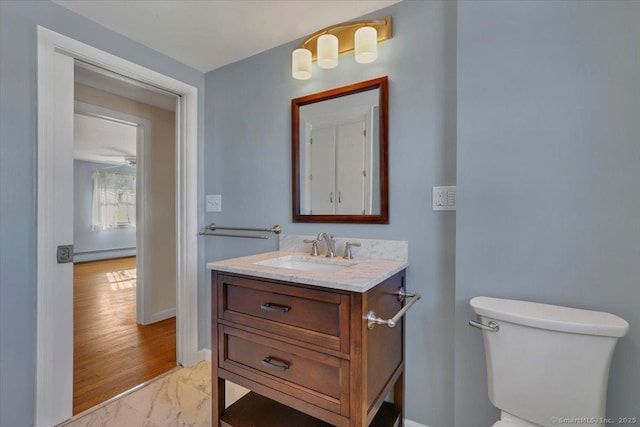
[52,0,402,73]
[74,114,137,165]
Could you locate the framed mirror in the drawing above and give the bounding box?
[292,76,388,223]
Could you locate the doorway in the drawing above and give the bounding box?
[73,64,179,327]
[71,68,180,413]
[36,27,199,427]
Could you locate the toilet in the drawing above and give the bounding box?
[470,296,629,427]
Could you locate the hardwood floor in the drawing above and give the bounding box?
[74,257,176,415]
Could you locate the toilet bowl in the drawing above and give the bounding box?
[470,296,629,427]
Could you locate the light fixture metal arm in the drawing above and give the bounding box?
[296,16,392,60]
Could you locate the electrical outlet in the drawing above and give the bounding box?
[433,186,456,211]
[206,194,222,212]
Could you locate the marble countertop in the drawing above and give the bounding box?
[207,251,408,293]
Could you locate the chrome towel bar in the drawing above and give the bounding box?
[199,223,281,239]
[364,287,421,330]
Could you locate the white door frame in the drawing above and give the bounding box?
[74,101,154,325]
[36,26,199,426]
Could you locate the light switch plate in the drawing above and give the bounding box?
[433,186,456,211]
[206,194,222,212]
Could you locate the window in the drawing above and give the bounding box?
[92,170,136,230]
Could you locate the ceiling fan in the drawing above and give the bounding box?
[100,147,137,167]
[122,155,137,166]
[99,155,136,169]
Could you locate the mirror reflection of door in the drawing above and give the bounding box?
[300,89,380,216]
[307,116,371,215]
[336,117,367,214]
[308,125,335,214]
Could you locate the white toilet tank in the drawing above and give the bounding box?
[470,296,629,427]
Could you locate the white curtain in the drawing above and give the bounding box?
[92,170,136,231]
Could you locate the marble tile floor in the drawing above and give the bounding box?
[61,361,249,427]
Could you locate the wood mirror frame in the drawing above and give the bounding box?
[292,76,389,223]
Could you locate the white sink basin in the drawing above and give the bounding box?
[254,255,357,272]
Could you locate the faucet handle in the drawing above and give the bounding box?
[343,241,361,259]
[303,239,320,256]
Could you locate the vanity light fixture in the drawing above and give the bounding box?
[291,16,392,80]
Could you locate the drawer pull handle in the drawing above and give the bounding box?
[261,356,290,371]
[260,303,290,313]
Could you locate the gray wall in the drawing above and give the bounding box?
[204,1,457,426]
[73,160,136,257]
[0,2,204,425]
[456,1,640,426]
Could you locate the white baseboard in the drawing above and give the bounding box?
[198,348,212,363]
[196,347,427,427]
[73,248,136,263]
[149,308,176,323]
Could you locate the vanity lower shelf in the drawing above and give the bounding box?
[221,392,400,427]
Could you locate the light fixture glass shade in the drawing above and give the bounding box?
[355,26,378,64]
[317,34,339,69]
[292,48,312,80]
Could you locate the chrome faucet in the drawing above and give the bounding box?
[316,232,336,258]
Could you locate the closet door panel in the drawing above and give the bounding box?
[336,118,366,214]
[309,125,336,214]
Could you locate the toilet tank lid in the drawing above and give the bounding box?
[470,296,629,337]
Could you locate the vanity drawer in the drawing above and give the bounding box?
[219,325,349,416]
[218,274,350,353]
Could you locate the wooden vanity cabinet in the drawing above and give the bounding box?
[211,269,407,427]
